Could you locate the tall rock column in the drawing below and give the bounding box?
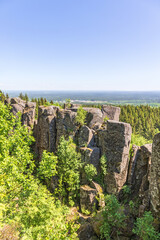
[99,120,132,194]
[34,106,58,160]
[150,133,160,217]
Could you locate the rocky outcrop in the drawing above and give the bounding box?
[5,97,36,127]
[102,105,121,121]
[84,108,103,130]
[99,120,132,194]
[150,133,160,217]
[56,109,77,147]
[22,102,36,127]
[78,125,95,147]
[131,144,151,194]
[34,106,58,159]
[80,182,104,213]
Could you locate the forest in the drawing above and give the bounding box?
[0,90,160,239]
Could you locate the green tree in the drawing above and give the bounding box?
[37,150,57,180]
[0,102,79,239]
[56,137,81,205]
[75,106,87,126]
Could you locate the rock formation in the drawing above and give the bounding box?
[98,120,132,194]
[150,133,160,217]
[5,97,36,128]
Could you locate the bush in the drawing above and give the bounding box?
[37,150,57,180]
[100,195,126,239]
[75,106,87,126]
[133,211,160,240]
[84,164,97,182]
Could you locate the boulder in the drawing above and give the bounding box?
[99,120,132,194]
[11,103,24,115]
[78,125,94,147]
[69,107,103,130]
[80,185,97,213]
[80,182,104,213]
[84,107,103,130]
[149,133,160,216]
[102,105,121,121]
[10,97,26,108]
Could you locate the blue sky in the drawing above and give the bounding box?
[0,0,160,91]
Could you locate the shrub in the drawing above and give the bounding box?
[84,164,97,182]
[133,211,160,240]
[75,106,87,126]
[37,150,57,180]
[100,195,126,239]
[103,116,109,122]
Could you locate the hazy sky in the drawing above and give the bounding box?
[0,0,160,91]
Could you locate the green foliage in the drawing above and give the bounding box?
[56,137,81,205]
[81,207,91,216]
[84,164,97,182]
[121,185,131,203]
[100,195,126,239]
[100,154,107,176]
[0,91,6,102]
[66,98,71,108]
[103,116,109,122]
[120,105,160,141]
[0,102,79,239]
[93,155,107,186]
[75,106,87,126]
[129,200,136,214]
[122,185,131,195]
[131,134,151,146]
[37,150,57,180]
[133,211,160,240]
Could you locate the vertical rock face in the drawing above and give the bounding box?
[5,97,36,127]
[126,144,152,213]
[56,109,77,147]
[150,133,160,216]
[127,145,140,185]
[102,105,121,121]
[78,125,94,147]
[100,120,132,194]
[22,102,36,127]
[130,144,152,193]
[35,106,58,159]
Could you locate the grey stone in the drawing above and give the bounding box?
[78,125,94,147]
[56,109,77,147]
[102,105,121,121]
[99,120,132,194]
[80,185,98,213]
[34,106,58,159]
[149,133,160,216]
